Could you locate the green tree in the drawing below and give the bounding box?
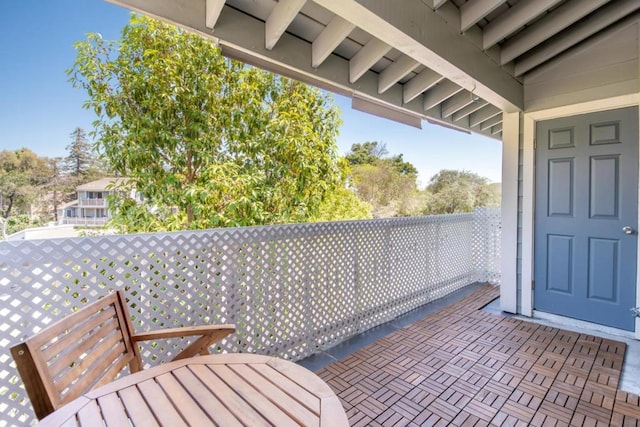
[64,127,108,183]
[423,169,496,214]
[387,153,418,176]
[65,127,93,176]
[0,148,51,219]
[344,141,420,217]
[69,15,342,232]
[345,141,388,166]
[313,159,372,222]
[46,157,77,222]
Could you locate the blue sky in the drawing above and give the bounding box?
[0,0,502,186]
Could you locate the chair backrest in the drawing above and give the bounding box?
[11,291,142,420]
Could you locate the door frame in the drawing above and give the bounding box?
[521,93,640,339]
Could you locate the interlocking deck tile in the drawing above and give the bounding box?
[376,407,413,426]
[451,410,488,426]
[314,285,640,426]
[538,399,575,423]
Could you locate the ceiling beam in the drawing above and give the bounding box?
[452,100,488,122]
[524,10,640,81]
[470,105,501,127]
[482,0,563,50]
[514,0,640,76]
[403,68,443,104]
[378,56,420,94]
[265,0,307,50]
[460,0,507,33]
[441,91,475,118]
[421,0,447,10]
[205,0,225,29]
[491,123,503,135]
[500,0,608,64]
[349,38,391,83]
[423,80,463,111]
[311,16,355,68]
[480,114,502,131]
[312,0,523,111]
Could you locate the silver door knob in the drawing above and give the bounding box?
[622,226,635,235]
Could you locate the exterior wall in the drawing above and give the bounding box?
[524,23,639,112]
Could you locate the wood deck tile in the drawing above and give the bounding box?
[314,285,640,426]
[538,399,575,423]
[406,388,437,407]
[574,399,613,423]
[413,409,449,427]
[375,407,413,427]
[346,407,373,426]
[463,397,499,422]
[570,412,610,427]
[546,389,579,411]
[451,410,487,426]
[492,410,531,426]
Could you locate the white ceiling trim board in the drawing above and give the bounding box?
[452,99,488,122]
[500,0,609,65]
[403,68,443,104]
[480,114,503,131]
[423,80,464,111]
[311,16,355,68]
[514,0,640,76]
[441,90,476,118]
[378,56,420,94]
[311,0,523,111]
[460,0,507,33]
[469,105,501,127]
[265,0,307,50]
[349,38,391,83]
[483,0,563,50]
[205,0,226,29]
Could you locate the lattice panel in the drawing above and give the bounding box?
[0,208,500,425]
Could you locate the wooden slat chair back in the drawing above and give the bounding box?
[11,290,235,420]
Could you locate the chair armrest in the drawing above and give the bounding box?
[132,324,235,361]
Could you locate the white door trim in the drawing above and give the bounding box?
[500,112,520,313]
[521,93,640,337]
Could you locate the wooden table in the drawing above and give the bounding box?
[38,354,349,427]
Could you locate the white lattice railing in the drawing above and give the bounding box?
[0,208,500,425]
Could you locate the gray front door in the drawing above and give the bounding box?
[535,106,638,331]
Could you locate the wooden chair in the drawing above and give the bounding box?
[11,290,235,420]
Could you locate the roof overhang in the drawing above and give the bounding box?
[106,0,640,140]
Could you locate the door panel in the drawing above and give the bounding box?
[546,235,573,294]
[548,159,574,216]
[535,106,638,331]
[589,156,618,219]
[587,238,617,301]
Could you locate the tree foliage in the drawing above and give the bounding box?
[313,159,372,222]
[0,148,51,219]
[65,128,95,176]
[345,141,389,166]
[423,169,498,214]
[344,141,420,217]
[69,15,342,232]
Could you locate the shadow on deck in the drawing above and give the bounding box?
[307,285,640,426]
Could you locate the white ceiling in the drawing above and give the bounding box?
[109,0,640,139]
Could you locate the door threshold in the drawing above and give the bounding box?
[532,309,635,340]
